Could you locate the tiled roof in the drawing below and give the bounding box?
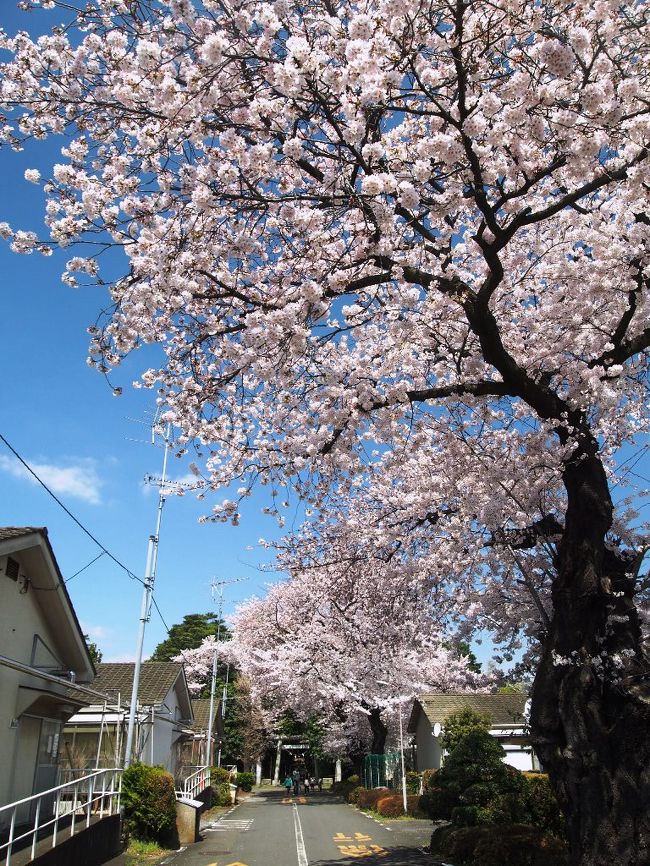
[0,526,47,541]
[91,662,184,705]
[409,692,528,732]
[191,698,216,731]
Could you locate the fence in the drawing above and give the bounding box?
[0,768,122,866]
[175,765,210,800]
[362,751,402,789]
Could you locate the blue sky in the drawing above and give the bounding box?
[1,3,646,671]
[0,3,296,662]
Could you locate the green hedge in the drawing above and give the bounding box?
[237,772,255,792]
[121,763,178,845]
[430,824,568,866]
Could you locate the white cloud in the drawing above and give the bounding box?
[0,455,103,505]
[81,623,111,640]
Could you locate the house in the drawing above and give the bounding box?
[407,692,539,772]
[0,527,96,824]
[63,662,194,780]
[184,698,224,768]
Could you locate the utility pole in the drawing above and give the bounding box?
[205,577,246,767]
[123,419,171,769]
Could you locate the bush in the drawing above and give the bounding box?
[520,773,566,838]
[357,787,390,810]
[405,770,421,794]
[121,763,178,845]
[439,708,492,754]
[347,785,365,804]
[421,730,532,826]
[376,795,405,818]
[210,766,231,786]
[346,774,360,784]
[407,794,427,818]
[421,768,438,792]
[430,823,569,866]
[208,766,233,806]
[237,772,255,792]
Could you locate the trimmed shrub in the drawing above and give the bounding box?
[433,729,528,826]
[209,766,233,806]
[346,774,360,784]
[237,772,255,792]
[122,763,178,845]
[357,787,390,810]
[407,794,427,818]
[418,786,453,821]
[211,766,231,786]
[430,823,569,866]
[520,773,566,838]
[376,795,405,817]
[439,708,492,754]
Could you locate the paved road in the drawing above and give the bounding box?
[163,788,434,866]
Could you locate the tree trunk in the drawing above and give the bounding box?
[368,708,388,754]
[530,448,650,866]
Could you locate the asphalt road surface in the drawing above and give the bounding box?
[164,788,435,866]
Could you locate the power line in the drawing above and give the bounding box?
[65,551,106,583]
[152,596,172,635]
[0,431,140,582]
[0,431,173,636]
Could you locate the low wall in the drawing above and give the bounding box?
[31,815,122,866]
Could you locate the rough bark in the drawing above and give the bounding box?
[530,446,650,866]
[368,707,388,755]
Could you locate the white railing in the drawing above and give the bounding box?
[0,768,122,866]
[176,766,210,801]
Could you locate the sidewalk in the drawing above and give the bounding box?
[101,795,252,866]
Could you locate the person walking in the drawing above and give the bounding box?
[292,768,301,796]
[283,774,293,796]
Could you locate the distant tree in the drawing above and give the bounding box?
[150,613,227,662]
[498,683,528,695]
[457,642,482,675]
[221,675,267,772]
[83,634,103,666]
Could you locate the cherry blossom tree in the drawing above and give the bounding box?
[1,1,649,862]
[223,552,481,753]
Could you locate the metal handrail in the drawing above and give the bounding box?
[0,768,122,866]
[176,765,209,800]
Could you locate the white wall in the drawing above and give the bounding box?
[0,551,81,817]
[415,713,443,771]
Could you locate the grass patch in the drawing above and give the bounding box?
[125,839,171,865]
[361,807,418,821]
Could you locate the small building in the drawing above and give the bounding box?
[0,527,96,824]
[177,697,224,768]
[407,692,539,772]
[63,662,194,780]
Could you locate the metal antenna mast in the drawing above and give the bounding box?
[205,577,247,766]
[123,417,172,769]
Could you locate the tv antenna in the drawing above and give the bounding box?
[205,576,248,766]
[124,414,173,768]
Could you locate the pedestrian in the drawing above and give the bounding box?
[283,774,293,795]
[292,768,301,796]
[303,776,311,794]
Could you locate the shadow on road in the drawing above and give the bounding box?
[306,848,436,865]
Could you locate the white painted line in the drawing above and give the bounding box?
[293,802,308,866]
